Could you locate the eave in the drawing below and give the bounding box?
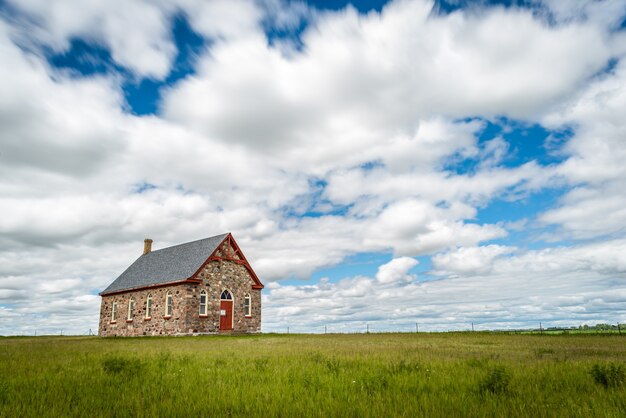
[98,278,200,297]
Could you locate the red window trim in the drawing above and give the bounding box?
[163,315,172,320]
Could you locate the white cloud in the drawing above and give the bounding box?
[540,57,626,239]
[539,183,626,239]
[365,199,507,255]
[539,0,626,29]
[6,0,176,79]
[176,0,264,40]
[432,245,515,276]
[163,0,615,154]
[259,0,311,31]
[1,0,626,334]
[376,257,418,284]
[0,22,126,178]
[263,239,626,332]
[494,239,626,275]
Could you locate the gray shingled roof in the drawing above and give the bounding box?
[101,233,228,295]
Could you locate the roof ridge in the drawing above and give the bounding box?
[146,232,229,254]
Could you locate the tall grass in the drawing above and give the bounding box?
[0,333,625,417]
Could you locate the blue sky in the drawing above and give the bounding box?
[0,0,626,334]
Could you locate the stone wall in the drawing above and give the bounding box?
[186,260,262,334]
[98,284,191,337]
[98,260,261,336]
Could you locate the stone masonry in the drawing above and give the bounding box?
[99,260,261,336]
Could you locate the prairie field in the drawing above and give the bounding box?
[0,333,625,417]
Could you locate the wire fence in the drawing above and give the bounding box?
[6,322,625,337]
[266,322,625,335]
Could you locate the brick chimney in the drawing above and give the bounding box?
[143,238,153,255]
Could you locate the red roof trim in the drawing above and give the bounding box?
[189,233,264,289]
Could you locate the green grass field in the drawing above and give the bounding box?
[1,333,625,417]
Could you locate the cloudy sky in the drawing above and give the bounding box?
[1,0,625,335]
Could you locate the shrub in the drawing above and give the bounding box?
[388,359,421,375]
[254,357,269,372]
[324,357,341,375]
[101,356,143,375]
[479,366,511,395]
[466,357,489,368]
[534,348,555,358]
[590,363,625,388]
[0,381,8,405]
[361,372,390,395]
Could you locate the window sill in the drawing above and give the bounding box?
[110,321,117,324]
[144,317,152,321]
[199,314,208,318]
[245,315,252,318]
[126,319,133,323]
[163,315,172,320]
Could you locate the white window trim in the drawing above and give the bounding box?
[199,290,207,316]
[165,292,173,318]
[111,302,117,323]
[127,297,135,321]
[244,293,252,317]
[145,293,152,319]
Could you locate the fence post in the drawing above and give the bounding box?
[324,325,327,334]
[366,323,369,334]
[539,322,543,334]
[415,322,418,333]
[618,323,622,335]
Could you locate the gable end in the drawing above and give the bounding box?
[190,233,264,289]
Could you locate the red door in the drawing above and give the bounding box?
[220,300,233,330]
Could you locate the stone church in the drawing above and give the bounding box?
[98,233,263,336]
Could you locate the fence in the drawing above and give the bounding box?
[6,323,624,337]
[266,322,625,335]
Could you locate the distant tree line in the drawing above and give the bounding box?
[575,323,623,331]
[541,323,624,331]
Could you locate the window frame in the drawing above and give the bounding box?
[244,293,252,317]
[164,292,173,318]
[145,293,152,320]
[127,297,135,322]
[199,290,207,316]
[111,301,118,323]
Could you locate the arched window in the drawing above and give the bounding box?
[165,292,173,317]
[244,293,251,317]
[111,302,118,322]
[127,297,135,321]
[220,290,232,300]
[199,290,207,316]
[146,293,152,319]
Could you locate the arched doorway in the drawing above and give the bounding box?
[219,290,233,331]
